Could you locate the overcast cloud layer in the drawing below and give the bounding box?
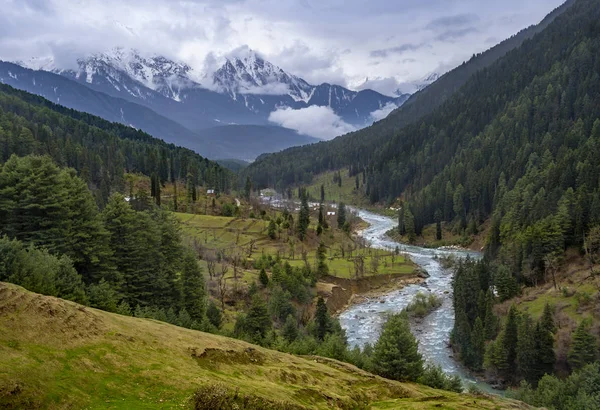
[1,0,564,95]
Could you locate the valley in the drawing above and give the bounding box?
[2,0,600,409]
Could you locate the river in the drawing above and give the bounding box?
[339,208,496,392]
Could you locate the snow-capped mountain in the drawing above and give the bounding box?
[212,49,314,102]
[3,47,411,158]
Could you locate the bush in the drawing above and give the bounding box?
[405,292,442,318]
[0,236,87,304]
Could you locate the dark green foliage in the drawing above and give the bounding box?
[337,202,346,228]
[316,241,329,278]
[297,188,310,241]
[245,0,599,285]
[0,155,113,284]
[418,364,463,393]
[206,300,223,329]
[568,320,598,371]
[88,279,119,313]
[0,84,231,194]
[0,235,87,304]
[509,363,600,410]
[315,297,329,341]
[268,286,295,322]
[259,268,269,288]
[267,219,277,240]
[282,314,299,343]
[244,176,252,200]
[243,294,271,342]
[181,251,206,321]
[434,209,442,240]
[372,313,423,382]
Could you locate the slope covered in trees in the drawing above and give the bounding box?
[243,0,575,190]
[0,83,232,204]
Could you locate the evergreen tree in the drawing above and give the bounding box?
[434,209,443,240]
[533,321,556,382]
[569,320,598,370]
[315,297,329,341]
[181,251,206,321]
[297,188,310,240]
[259,268,269,288]
[244,176,252,200]
[337,202,347,228]
[282,314,299,343]
[320,184,325,203]
[503,305,520,377]
[372,313,424,382]
[471,317,485,370]
[517,314,538,384]
[206,300,222,329]
[245,294,271,341]
[267,219,277,240]
[316,241,329,278]
[404,207,416,243]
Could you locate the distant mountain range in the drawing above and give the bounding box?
[0,48,418,159]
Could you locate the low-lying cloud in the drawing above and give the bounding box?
[369,102,398,122]
[268,106,356,140]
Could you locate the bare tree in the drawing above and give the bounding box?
[216,264,229,311]
[353,255,365,278]
[230,249,243,283]
[247,239,257,258]
[371,252,380,275]
[205,250,217,279]
[544,253,561,290]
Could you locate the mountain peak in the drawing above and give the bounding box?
[212,47,313,102]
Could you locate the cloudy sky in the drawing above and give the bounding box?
[1,0,565,96]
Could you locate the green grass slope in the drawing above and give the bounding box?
[0,283,530,409]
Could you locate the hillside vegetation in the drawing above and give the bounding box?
[0,282,531,410]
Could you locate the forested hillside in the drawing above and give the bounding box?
[243,0,575,190]
[0,83,232,204]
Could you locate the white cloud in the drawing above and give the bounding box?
[369,102,398,122]
[241,83,291,95]
[0,0,567,95]
[268,106,356,140]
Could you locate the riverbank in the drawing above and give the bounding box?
[317,272,426,315]
[384,220,490,252]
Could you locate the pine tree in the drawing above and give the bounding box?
[503,305,520,378]
[181,251,206,321]
[533,321,555,382]
[434,209,443,240]
[404,207,416,243]
[337,202,347,228]
[297,188,310,240]
[245,294,271,341]
[316,241,329,278]
[471,317,485,370]
[244,176,252,200]
[259,268,269,287]
[569,320,598,370]
[517,314,538,383]
[320,184,325,202]
[315,297,329,340]
[282,314,299,343]
[206,300,222,329]
[372,313,424,382]
[267,219,277,240]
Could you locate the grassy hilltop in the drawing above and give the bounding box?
[0,282,531,410]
